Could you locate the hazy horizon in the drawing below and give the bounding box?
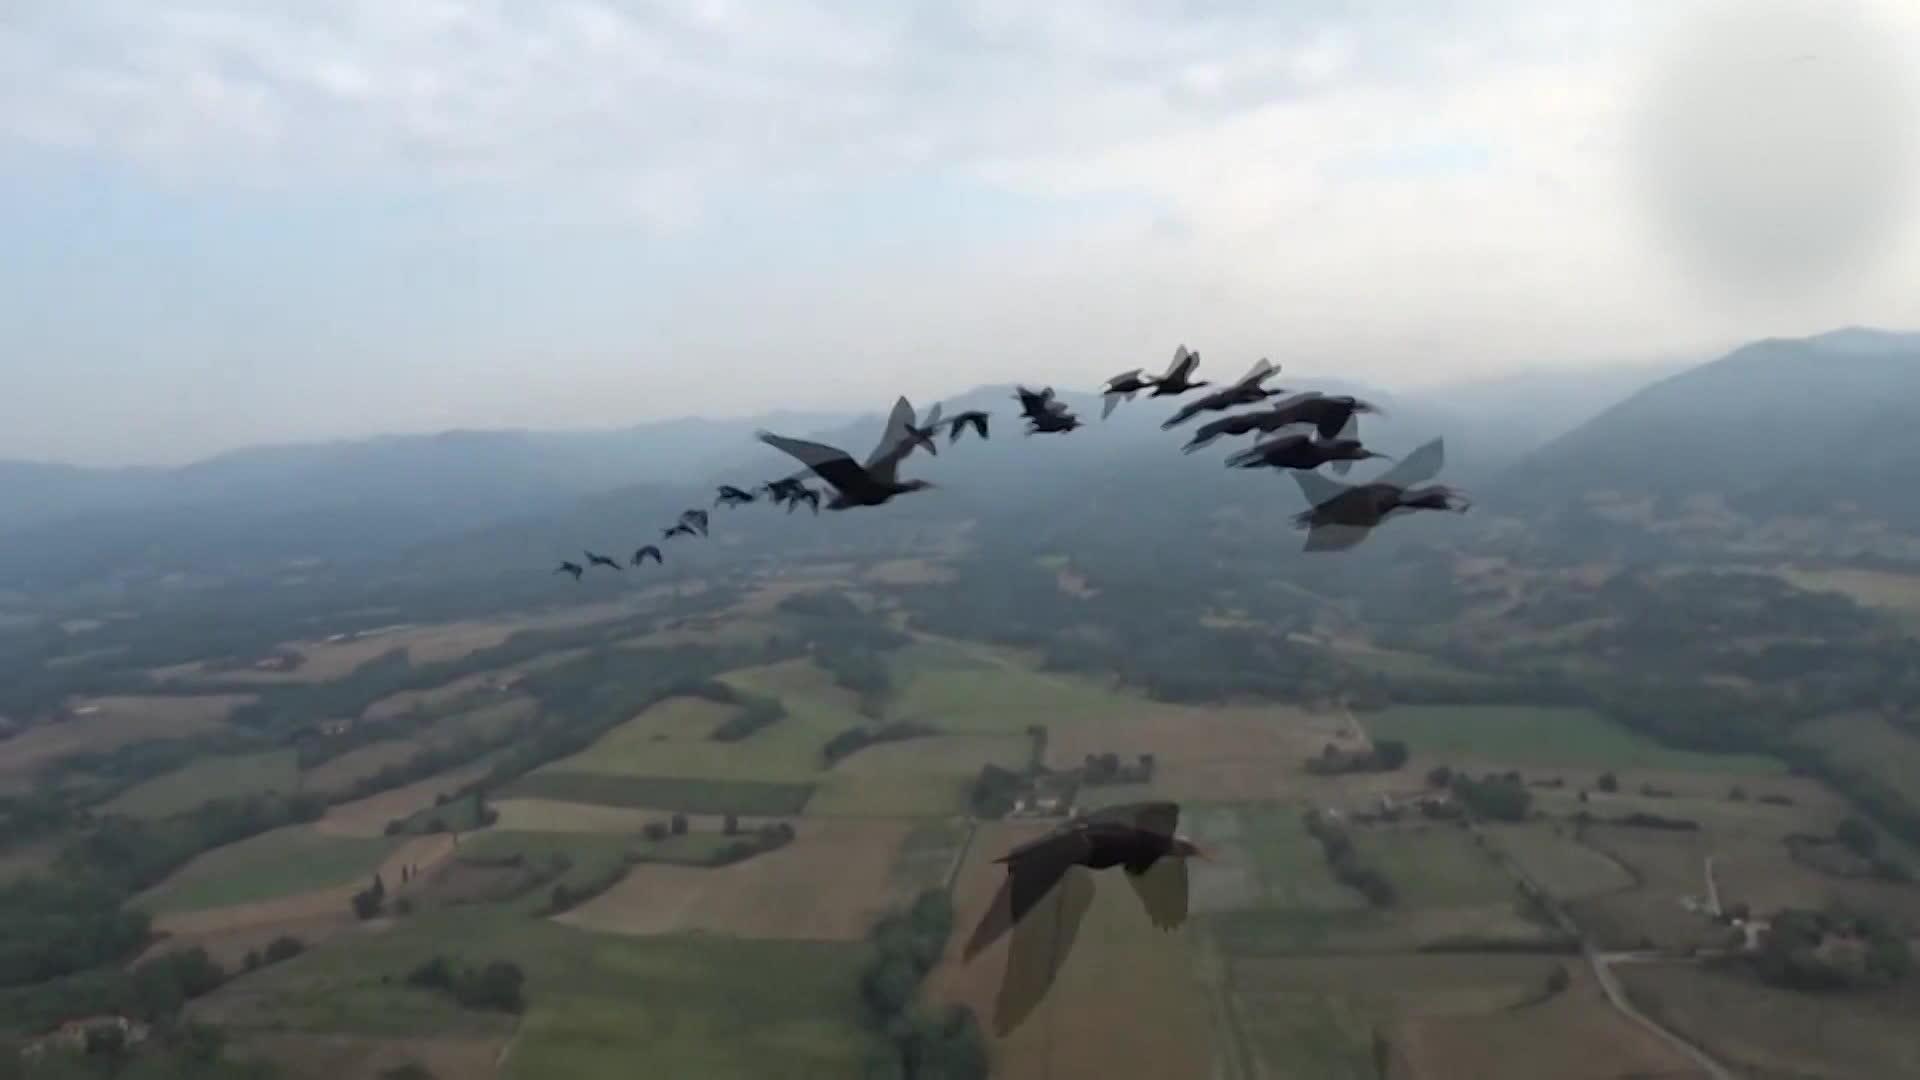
[6,0,1920,466]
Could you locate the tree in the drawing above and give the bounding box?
[670,813,689,836]
[1596,772,1619,794]
[1837,817,1879,858]
[1426,765,1453,789]
[1372,739,1409,771]
[1728,784,1748,802]
[264,935,304,964]
[723,814,739,836]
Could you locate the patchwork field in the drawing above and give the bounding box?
[1567,826,1724,952]
[1796,712,1920,811]
[316,759,500,837]
[1396,964,1703,1080]
[1620,961,1920,1080]
[232,1032,511,1080]
[1362,705,1784,774]
[105,748,301,818]
[1181,803,1371,914]
[1485,823,1636,900]
[0,693,254,775]
[300,740,423,795]
[137,825,400,916]
[504,771,814,816]
[557,819,914,940]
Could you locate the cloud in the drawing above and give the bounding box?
[5,0,1920,462]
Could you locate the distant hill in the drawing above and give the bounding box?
[1500,327,1920,532]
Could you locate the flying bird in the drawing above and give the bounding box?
[715,485,757,508]
[553,561,584,581]
[1026,409,1082,435]
[1181,406,1305,453]
[1159,358,1282,429]
[631,545,663,566]
[583,550,623,571]
[759,477,806,506]
[1147,346,1208,397]
[946,411,990,444]
[1014,385,1070,423]
[787,486,821,515]
[901,403,945,457]
[662,522,698,540]
[964,801,1201,964]
[1225,434,1386,472]
[679,509,710,537]
[1260,392,1382,440]
[1289,438,1463,551]
[1101,368,1158,419]
[756,429,935,510]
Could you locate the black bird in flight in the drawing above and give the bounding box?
[964,801,1202,964]
[715,485,757,508]
[1147,346,1208,397]
[759,477,806,507]
[1026,409,1082,435]
[1181,405,1305,453]
[583,550,623,571]
[1252,391,1382,475]
[1225,433,1385,471]
[1290,438,1465,551]
[1101,368,1158,419]
[662,522,698,540]
[786,486,821,515]
[757,428,935,510]
[1160,358,1282,429]
[1013,385,1069,424]
[631,545,663,566]
[946,410,990,444]
[902,403,944,457]
[554,561,585,581]
[679,509,710,537]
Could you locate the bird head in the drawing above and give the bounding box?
[1171,834,1210,860]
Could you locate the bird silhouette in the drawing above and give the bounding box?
[1181,405,1304,453]
[1148,346,1209,396]
[583,550,623,571]
[786,487,821,514]
[902,403,944,457]
[965,801,1200,966]
[715,485,757,508]
[1259,391,1382,440]
[1225,434,1386,472]
[946,411,991,444]
[1101,368,1158,419]
[1026,410,1082,435]
[1289,438,1462,550]
[631,545,663,566]
[679,509,710,537]
[1013,385,1070,424]
[1159,358,1282,429]
[757,430,935,510]
[662,522,698,540]
[554,561,585,581]
[758,477,806,507]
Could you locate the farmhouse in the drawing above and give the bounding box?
[21,1016,150,1060]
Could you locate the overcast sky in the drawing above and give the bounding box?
[5,0,1919,465]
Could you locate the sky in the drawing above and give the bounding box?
[4,0,1920,466]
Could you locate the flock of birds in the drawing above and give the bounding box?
[552,344,1473,581]
[542,348,1476,1029]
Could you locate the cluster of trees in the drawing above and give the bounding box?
[1304,739,1408,776]
[404,956,526,1014]
[0,946,227,1036]
[774,590,908,718]
[351,873,388,920]
[1078,752,1155,786]
[1447,773,1532,822]
[822,723,936,767]
[242,935,305,973]
[1302,810,1397,908]
[709,693,786,743]
[1754,908,1913,992]
[857,890,987,1080]
[968,765,1027,820]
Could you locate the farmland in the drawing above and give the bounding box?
[136,826,399,915]
[0,693,253,775]
[1362,704,1784,774]
[105,748,302,818]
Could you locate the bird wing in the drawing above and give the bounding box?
[1325,412,1361,472]
[1303,522,1375,552]
[862,397,917,470]
[757,432,872,495]
[1160,346,1195,381]
[990,865,1094,1037]
[967,825,1093,961]
[1234,357,1277,387]
[1373,437,1443,489]
[1101,390,1127,420]
[1159,394,1217,430]
[1291,468,1354,510]
[1125,854,1191,930]
[1106,367,1143,388]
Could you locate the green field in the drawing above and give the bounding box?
[504,771,814,816]
[105,749,302,818]
[1485,824,1634,900]
[393,791,490,834]
[1363,705,1784,773]
[887,638,1163,734]
[1796,712,1920,807]
[1183,804,1372,913]
[301,740,422,794]
[545,673,846,784]
[195,911,877,1078]
[138,826,398,915]
[1356,826,1518,909]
